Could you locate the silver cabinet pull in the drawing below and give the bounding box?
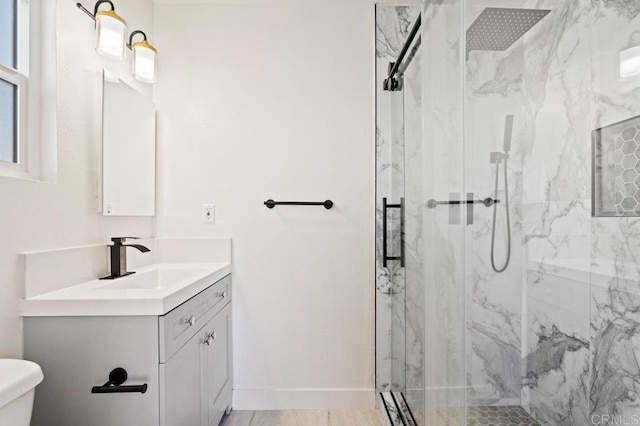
[185,316,196,326]
[216,291,227,299]
[204,331,216,346]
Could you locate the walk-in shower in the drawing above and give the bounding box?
[376,1,640,425]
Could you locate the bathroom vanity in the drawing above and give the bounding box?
[21,263,232,426]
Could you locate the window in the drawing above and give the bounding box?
[0,79,17,164]
[0,0,16,69]
[0,0,26,171]
[0,0,56,181]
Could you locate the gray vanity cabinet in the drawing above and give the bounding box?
[204,304,232,425]
[161,303,232,426]
[25,274,232,426]
[161,327,205,425]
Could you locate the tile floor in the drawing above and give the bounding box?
[423,406,540,426]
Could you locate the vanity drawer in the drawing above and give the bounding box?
[159,274,231,363]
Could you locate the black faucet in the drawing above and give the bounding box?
[101,237,151,280]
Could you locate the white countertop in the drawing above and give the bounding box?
[20,263,231,317]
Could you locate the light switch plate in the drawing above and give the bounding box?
[203,204,215,224]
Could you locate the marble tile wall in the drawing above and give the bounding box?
[475,0,640,424]
[465,34,526,410]
[425,1,640,425]
[589,1,640,419]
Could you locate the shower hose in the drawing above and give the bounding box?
[490,157,511,273]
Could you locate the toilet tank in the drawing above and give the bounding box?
[0,359,44,426]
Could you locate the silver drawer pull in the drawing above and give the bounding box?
[204,331,217,346]
[216,291,227,299]
[185,316,196,327]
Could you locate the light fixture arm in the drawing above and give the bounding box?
[127,30,148,50]
[76,0,115,22]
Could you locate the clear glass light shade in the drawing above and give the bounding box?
[95,11,127,59]
[132,41,157,83]
[620,45,640,78]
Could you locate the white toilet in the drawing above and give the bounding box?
[0,359,43,426]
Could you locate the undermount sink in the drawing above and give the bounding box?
[96,267,206,290]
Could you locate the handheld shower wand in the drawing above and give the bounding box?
[489,115,513,273]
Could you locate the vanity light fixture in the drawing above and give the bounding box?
[128,31,157,83]
[77,1,158,84]
[620,31,640,78]
[77,1,127,59]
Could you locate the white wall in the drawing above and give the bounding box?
[154,0,377,409]
[0,0,155,357]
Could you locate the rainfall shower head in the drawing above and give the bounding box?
[503,115,514,153]
[466,8,551,58]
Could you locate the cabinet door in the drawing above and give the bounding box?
[162,327,207,426]
[203,303,232,426]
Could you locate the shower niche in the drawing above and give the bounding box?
[593,115,640,216]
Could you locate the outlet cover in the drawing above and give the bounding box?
[203,204,215,224]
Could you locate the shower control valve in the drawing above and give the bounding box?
[490,151,509,163]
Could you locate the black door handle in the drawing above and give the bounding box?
[382,197,405,268]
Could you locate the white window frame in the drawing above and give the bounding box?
[0,0,57,182]
[0,65,28,173]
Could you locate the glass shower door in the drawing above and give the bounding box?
[400,30,425,424]
[375,5,425,425]
[421,1,468,425]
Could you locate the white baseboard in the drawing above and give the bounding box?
[233,389,376,410]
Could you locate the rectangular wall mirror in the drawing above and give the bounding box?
[102,69,156,216]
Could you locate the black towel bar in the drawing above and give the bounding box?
[264,199,333,210]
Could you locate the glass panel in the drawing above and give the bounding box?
[0,0,17,69]
[464,0,529,418]
[375,3,400,399]
[0,78,17,163]
[375,3,413,396]
[421,1,466,424]
[375,6,425,425]
[388,86,406,395]
[401,29,425,423]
